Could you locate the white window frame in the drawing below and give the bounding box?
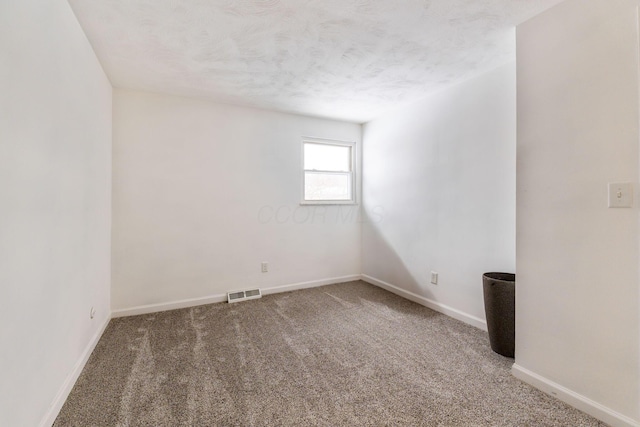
[301,137,357,205]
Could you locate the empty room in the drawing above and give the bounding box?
[1,0,639,426]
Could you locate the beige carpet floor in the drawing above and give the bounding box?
[54,281,606,426]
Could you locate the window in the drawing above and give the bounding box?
[302,138,356,204]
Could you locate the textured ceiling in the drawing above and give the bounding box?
[68,0,565,123]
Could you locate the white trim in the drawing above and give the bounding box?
[39,315,111,427]
[112,293,228,318]
[301,136,355,145]
[361,274,487,331]
[112,274,362,318]
[299,201,358,206]
[512,364,640,427]
[260,274,361,296]
[302,138,357,205]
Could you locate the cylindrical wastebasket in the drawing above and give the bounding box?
[482,272,515,358]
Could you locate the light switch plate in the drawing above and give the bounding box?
[608,183,633,208]
[430,271,438,285]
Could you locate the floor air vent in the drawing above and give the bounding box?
[227,288,262,303]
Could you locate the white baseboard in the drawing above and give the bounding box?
[39,315,111,427]
[260,274,362,296]
[112,293,228,318]
[512,364,640,427]
[361,274,487,331]
[112,274,362,318]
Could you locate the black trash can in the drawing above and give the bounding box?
[482,272,515,358]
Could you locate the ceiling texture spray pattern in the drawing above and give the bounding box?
[68,0,564,122]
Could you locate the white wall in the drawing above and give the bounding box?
[0,1,112,426]
[112,90,361,311]
[361,62,516,327]
[515,0,640,425]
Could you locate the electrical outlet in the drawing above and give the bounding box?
[261,262,268,273]
[430,271,438,285]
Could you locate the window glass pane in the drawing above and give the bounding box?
[304,143,350,172]
[304,172,351,200]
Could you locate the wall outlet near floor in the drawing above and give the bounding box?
[261,262,268,273]
[90,307,96,319]
[430,271,438,285]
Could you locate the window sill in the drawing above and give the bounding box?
[300,201,359,206]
